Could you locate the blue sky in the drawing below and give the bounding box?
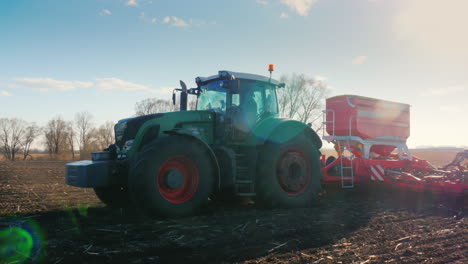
[0,0,467,147]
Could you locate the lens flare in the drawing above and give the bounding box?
[0,227,33,263]
[0,219,45,263]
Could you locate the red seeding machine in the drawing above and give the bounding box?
[321,95,468,199]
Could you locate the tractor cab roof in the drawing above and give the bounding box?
[195,71,280,87]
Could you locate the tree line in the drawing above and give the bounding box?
[0,112,114,161]
[1,73,328,161]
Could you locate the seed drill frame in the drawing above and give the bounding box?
[320,95,467,198]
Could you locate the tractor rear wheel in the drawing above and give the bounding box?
[128,136,215,218]
[256,133,321,208]
[93,185,130,208]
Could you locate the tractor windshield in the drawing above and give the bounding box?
[196,79,279,118]
[196,81,227,113]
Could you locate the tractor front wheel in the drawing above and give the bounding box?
[256,133,321,208]
[128,136,215,218]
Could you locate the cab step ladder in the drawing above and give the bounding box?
[233,153,256,196]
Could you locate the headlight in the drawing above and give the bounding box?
[122,140,134,152]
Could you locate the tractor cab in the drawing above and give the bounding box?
[194,71,280,114]
[190,71,282,137]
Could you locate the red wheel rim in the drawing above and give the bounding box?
[156,156,199,204]
[276,148,311,196]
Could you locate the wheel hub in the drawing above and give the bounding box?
[277,149,311,195]
[164,170,184,189]
[156,156,200,204]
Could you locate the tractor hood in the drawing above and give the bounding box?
[115,113,164,149]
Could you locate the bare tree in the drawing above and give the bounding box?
[21,122,40,160]
[75,112,94,156]
[135,98,179,116]
[0,118,27,161]
[188,97,197,110]
[65,122,76,160]
[277,74,329,130]
[44,117,68,157]
[93,121,115,150]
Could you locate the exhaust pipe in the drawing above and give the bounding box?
[173,81,188,111]
[179,80,187,111]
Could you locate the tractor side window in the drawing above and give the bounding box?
[265,88,278,114]
[239,90,260,117]
[252,91,263,115]
[237,81,278,118]
[232,94,240,106]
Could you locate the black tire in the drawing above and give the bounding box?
[325,156,340,176]
[325,156,336,166]
[93,185,130,208]
[128,136,215,218]
[256,133,322,208]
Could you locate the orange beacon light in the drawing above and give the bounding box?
[268,64,274,72]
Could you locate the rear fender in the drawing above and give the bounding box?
[251,117,322,149]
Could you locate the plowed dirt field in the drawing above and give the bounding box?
[0,156,466,264]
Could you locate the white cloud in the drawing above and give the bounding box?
[163,16,171,24]
[393,0,468,61]
[95,78,170,94]
[161,16,190,27]
[171,16,189,27]
[429,85,465,96]
[352,56,367,65]
[155,87,176,94]
[6,77,174,96]
[280,12,289,18]
[9,77,174,95]
[99,9,111,16]
[151,18,157,23]
[256,0,269,5]
[13,78,93,92]
[0,90,12,96]
[279,0,317,16]
[95,78,151,92]
[125,0,138,7]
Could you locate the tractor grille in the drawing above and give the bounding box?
[115,113,164,148]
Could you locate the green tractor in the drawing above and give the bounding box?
[66,69,323,217]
